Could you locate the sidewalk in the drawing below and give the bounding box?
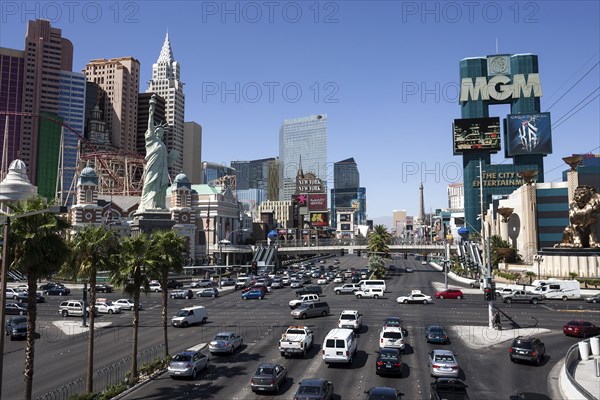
[570,354,600,399]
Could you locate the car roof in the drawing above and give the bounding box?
[379,348,400,355]
[256,362,279,369]
[432,349,454,356]
[176,350,198,356]
[368,386,397,396]
[340,309,359,314]
[299,378,327,386]
[215,331,236,336]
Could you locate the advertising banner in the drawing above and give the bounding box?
[292,194,308,206]
[310,212,329,227]
[308,193,327,211]
[339,213,351,222]
[506,113,552,156]
[351,199,360,209]
[453,117,501,154]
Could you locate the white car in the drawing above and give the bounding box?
[290,280,303,288]
[355,288,384,299]
[396,290,432,304]
[95,299,122,314]
[114,299,144,311]
[338,310,363,332]
[317,278,328,285]
[333,277,343,283]
[380,326,405,351]
[5,288,26,299]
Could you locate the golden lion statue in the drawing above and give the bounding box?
[556,186,600,248]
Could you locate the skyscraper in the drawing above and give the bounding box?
[231,157,278,192]
[57,71,86,205]
[83,57,141,154]
[20,19,73,185]
[0,47,25,175]
[183,121,202,184]
[146,33,185,176]
[279,114,327,201]
[331,157,366,226]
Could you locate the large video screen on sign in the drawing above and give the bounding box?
[506,113,552,156]
[308,194,327,211]
[310,212,329,227]
[453,117,501,154]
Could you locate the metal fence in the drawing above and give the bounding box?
[36,343,165,400]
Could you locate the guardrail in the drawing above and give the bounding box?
[564,338,599,400]
[36,343,165,400]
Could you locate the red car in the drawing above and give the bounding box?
[563,320,600,338]
[435,289,464,300]
[242,286,269,295]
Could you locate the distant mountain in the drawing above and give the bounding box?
[371,216,393,229]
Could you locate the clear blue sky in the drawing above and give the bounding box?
[1,1,599,220]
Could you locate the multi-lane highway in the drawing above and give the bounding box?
[2,255,599,399]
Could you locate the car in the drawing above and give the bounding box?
[5,316,28,341]
[333,276,343,283]
[113,299,143,311]
[425,325,449,344]
[167,350,209,379]
[242,285,268,295]
[584,293,600,303]
[431,378,470,400]
[95,299,122,314]
[380,326,405,351]
[333,259,340,264]
[271,278,284,288]
[209,331,243,354]
[334,283,360,295]
[509,336,545,366]
[396,290,432,304]
[383,317,403,328]
[317,277,328,285]
[563,320,600,338]
[355,288,385,299]
[428,349,460,378]
[4,288,26,299]
[38,283,60,291]
[147,282,162,292]
[16,292,45,303]
[435,289,464,300]
[250,363,288,393]
[220,278,235,287]
[364,386,401,400]
[405,267,413,273]
[169,289,194,299]
[43,285,71,296]
[59,300,97,317]
[242,289,265,300]
[190,279,213,288]
[294,378,334,400]
[469,280,481,288]
[5,302,28,315]
[291,302,330,319]
[93,283,113,293]
[338,310,363,332]
[295,285,323,296]
[166,279,183,289]
[197,288,219,297]
[375,348,402,376]
[290,279,304,288]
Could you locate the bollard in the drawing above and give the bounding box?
[590,336,600,356]
[579,340,591,361]
[596,358,600,378]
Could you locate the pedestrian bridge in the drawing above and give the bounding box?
[274,243,457,255]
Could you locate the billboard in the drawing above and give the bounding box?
[351,199,360,209]
[340,223,351,231]
[339,213,351,222]
[308,193,327,211]
[506,113,552,156]
[292,194,308,206]
[310,212,329,227]
[453,117,501,154]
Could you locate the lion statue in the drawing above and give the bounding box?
[555,185,600,248]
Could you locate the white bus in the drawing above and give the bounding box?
[532,279,580,300]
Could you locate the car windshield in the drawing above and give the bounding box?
[298,385,321,395]
[214,335,230,341]
[176,310,189,317]
[172,354,191,362]
[340,314,356,320]
[256,367,273,375]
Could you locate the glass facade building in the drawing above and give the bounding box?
[231,157,278,194]
[331,158,366,226]
[202,161,236,186]
[279,114,328,201]
[58,71,86,205]
[0,48,25,169]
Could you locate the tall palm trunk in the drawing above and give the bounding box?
[23,273,38,400]
[87,275,97,393]
[131,266,141,378]
[160,270,169,356]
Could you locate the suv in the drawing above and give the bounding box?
[509,336,545,366]
[295,285,323,296]
[379,326,405,351]
[338,310,363,332]
[166,279,183,289]
[289,294,319,309]
[59,301,97,317]
[5,316,27,341]
[191,279,213,288]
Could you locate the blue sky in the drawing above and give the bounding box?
[1,1,599,220]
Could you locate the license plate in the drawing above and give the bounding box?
[385,365,392,368]
[518,351,526,354]
[336,351,343,355]
[442,367,451,370]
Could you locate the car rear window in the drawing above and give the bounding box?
[172,354,191,362]
[298,385,320,395]
[434,355,455,362]
[515,340,532,349]
[340,314,356,320]
[256,367,273,375]
[383,332,403,339]
[325,339,346,348]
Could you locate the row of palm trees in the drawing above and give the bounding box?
[5,198,186,399]
[367,225,394,278]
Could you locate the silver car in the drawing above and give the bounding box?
[167,350,209,379]
[428,349,459,378]
[208,332,243,354]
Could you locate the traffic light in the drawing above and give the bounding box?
[340,249,344,256]
[404,253,408,260]
[251,261,257,275]
[484,287,493,301]
[357,250,361,257]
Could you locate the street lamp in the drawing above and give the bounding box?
[218,228,248,288]
[534,255,544,278]
[0,205,66,395]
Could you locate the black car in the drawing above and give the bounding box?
[364,386,401,400]
[430,378,470,400]
[94,283,113,293]
[5,302,28,315]
[197,288,219,297]
[509,336,545,366]
[250,362,288,393]
[376,348,402,376]
[43,285,71,296]
[167,279,183,289]
[16,292,45,303]
[295,285,323,296]
[294,378,334,400]
[5,316,28,341]
[169,289,194,299]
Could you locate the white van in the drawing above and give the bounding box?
[532,279,581,300]
[235,276,252,290]
[357,279,386,292]
[322,328,357,364]
[171,306,208,328]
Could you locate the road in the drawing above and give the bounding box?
[2,255,599,399]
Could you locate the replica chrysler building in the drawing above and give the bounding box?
[147,32,185,176]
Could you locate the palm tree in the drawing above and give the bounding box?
[367,254,386,279]
[368,225,393,258]
[62,225,120,393]
[109,234,153,380]
[7,198,70,400]
[147,230,186,357]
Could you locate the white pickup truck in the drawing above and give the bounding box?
[279,326,314,358]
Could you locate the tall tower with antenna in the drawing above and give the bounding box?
[418,182,425,225]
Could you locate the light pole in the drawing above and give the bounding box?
[218,228,248,288]
[0,205,65,395]
[534,255,543,278]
